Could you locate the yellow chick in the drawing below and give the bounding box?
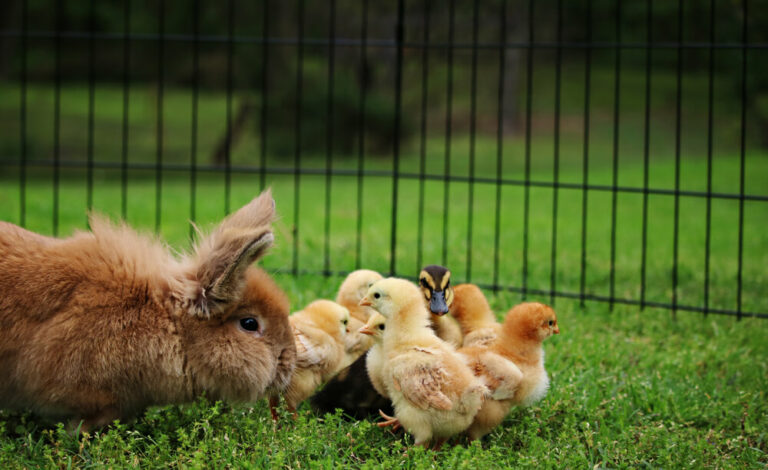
[463,302,560,440]
[336,269,384,361]
[450,283,503,347]
[336,269,385,324]
[271,300,350,418]
[360,278,488,449]
[358,313,388,400]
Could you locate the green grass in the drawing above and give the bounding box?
[0,289,766,468]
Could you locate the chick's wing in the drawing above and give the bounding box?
[390,348,454,411]
[294,327,336,369]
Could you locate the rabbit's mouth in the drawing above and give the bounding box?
[267,346,296,394]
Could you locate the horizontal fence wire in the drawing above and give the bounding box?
[2,30,768,50]
[1,0,766,320]
[4,160,768,203]
[4,160,767,203]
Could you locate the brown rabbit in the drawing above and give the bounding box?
[0,189,296,430]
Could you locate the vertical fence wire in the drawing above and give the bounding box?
[86,0,95,217]
[354,0,369,270]
[292,0,305,276]
[466,0,479,283]
[441,0,455,267]
[155,0,165,233]
[259,0,269,191]
[224,0,234,215]
[189,0,200,242]
[522,0,534,300]
[324,0,336,276]
[737,0,748,321]
[550,0,563,306]
[416,0,431,273]
[671,0,683,317]
[389,0,405,277]
[120,0,131,220]
[579,0,592,307]
[492,0,507,293]
[18,0,27,228]
[609,0,622,311]
[703,0,715,316]
[640,0,652,310]
[52,0,62,236]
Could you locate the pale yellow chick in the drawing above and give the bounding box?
[271,299,350,417]
[358,313,388,400]
[360,278,488,449]
[463,302,560,440]
[336,269,384,362]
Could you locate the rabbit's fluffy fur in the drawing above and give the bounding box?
[0,190,296,430]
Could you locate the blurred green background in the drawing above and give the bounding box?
[0,0,766,315]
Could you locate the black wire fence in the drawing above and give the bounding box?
[0,0,766,319]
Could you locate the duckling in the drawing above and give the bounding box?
[419,265,463,348]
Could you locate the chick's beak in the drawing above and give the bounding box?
[429,291,449,315]
[553,325,560,334]
[359,296,372,307]
[359,326,374,336]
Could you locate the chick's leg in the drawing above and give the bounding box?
[269,395,280,422]
[376,409,401,431]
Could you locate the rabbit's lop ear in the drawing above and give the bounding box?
[190,189,276,318]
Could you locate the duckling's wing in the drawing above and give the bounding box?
[391,349,453,411]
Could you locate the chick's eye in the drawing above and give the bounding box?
[342,319,348,325]
[378,324,385,330]
[373,292,381,299]
[548,320,554,326]
[240,317,260,332]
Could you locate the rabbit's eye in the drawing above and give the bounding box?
[240,317,260,332]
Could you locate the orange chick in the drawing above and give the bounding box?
[450,283,502,347]
[361,278,488,449]
[271,300,350,417]
[462,302,560,440]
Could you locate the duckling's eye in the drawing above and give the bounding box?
[373,292,381,299]
[548,320,554,326]
[240,317,260,332]
[420,278,429,288]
